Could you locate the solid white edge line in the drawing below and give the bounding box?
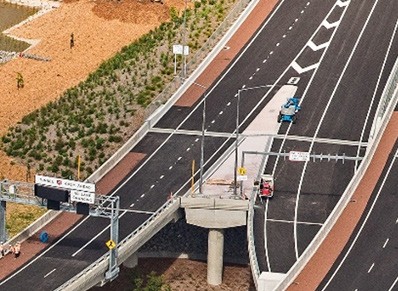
[44,268,57,278]
[321,148,398,290]
[294,0,380,260]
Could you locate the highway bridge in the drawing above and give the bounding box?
[0,0,397,290]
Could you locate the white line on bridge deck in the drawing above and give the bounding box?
[44,268,56,278]
[266,218,323,226]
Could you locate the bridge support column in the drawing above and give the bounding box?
[207,228,224,285]
[180,197,249,286]
[123,252,138,269]
[0,201,6,242]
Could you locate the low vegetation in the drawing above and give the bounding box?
[1,0,236,180]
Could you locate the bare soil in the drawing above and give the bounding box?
[92,258,256,291]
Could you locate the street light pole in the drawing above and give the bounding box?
[199,96,206,194]
[233,90,241,196]
[178,77,207,194]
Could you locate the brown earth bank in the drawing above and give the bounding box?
[92,258,256,291]
[0,0,186,182]
[1,0,186,227]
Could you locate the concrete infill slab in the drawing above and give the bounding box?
[202,84,298,199]
[180,197,249,210]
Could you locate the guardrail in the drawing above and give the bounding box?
[273,57,398,291]
[247,187,261,290]
[56,199,180,291]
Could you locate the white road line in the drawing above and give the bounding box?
[130,203,134,207]
[292,62,319,74]
[211,120,215,124]
[267,218,323,226]
[358,18,398,168]
[270,51,274,55]
[249,76,253,80]
[322,20,340,29]
[396,217,398,224]
[389,276,398,291]
[195,138,199,142]
[321,147,398,290]
[263,59,267,63]
[44,268,56,278]
[294,0,377,262]
[276,42,280,46]
[283,34,286,38]
[168,165,173,170]
[227,102,231,106]
[178,156,182,161]
[383,238,389,248]
[159,175,164,179]
[368,263,375,273]
[71,211,128,257]
[337,0,350,7]
[308,40,329,51]
[186,147,190,151]
[264,197,271,272]
[219,111,223,115]
[150,184,155,189]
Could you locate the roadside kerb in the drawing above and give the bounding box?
[272,58,398,291]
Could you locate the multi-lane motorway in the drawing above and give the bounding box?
[0,0,398,290]
[318,139,398,291]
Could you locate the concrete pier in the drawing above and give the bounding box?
[123,252,138,269]
[181,197,249,285]
[207,228,224,285]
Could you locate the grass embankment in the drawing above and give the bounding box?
[3,0,236,237]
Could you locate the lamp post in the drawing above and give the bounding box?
[233,85,272,197]
[178,77,207,194]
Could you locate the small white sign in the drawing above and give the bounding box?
[287,77,300,85]
[173,44,189,55]
[173,44,182,54]
[237,175,248,181]
[289,151,310,162]
[183,45,189,56]
[35,175,95,193]
[70,190,96,204]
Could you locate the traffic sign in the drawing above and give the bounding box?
[70,190,96,204]
[106,240,116,250]
[35,175,95,193]
[289,151,310,162]
[237,175,247,181]
[238,167,247,175]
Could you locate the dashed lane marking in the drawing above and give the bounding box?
[44,269,56,278]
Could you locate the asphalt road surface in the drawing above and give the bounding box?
[318,139,398,291]
[252,0,398,274]
[1,0,398,289]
